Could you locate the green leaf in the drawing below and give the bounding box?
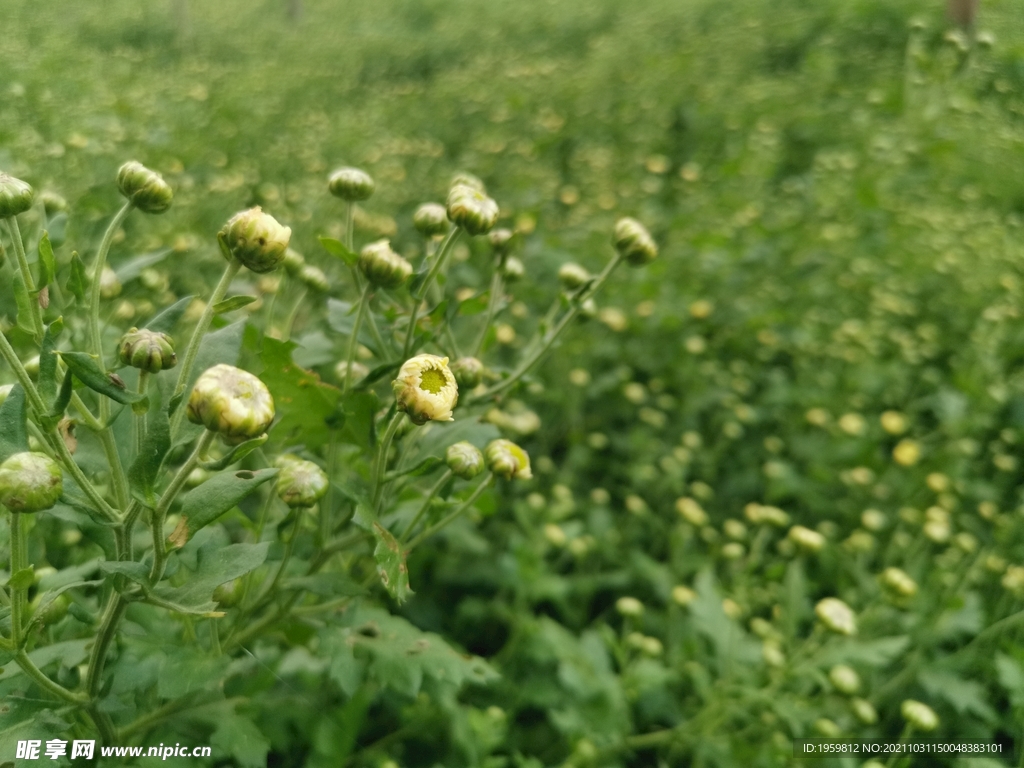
[814,636,910,668]
[0,639,90,682]
[113,248,172,282]
[12,271,35,336]
[49,370,74,421]
[282,572,366,598]
[157,646,231,699]
[213,295,258,315]
[319,236,358,266]
[38,317,63,406]
[338,391,378,449]
[384,455,443,482]
[128,400,171,505]
[372,522,413,603]
[36,231,55,287]
[356,359,402,390]
[66,251,87,303]
[173,469,279,545]
[995,653,1024,709]
[60,351,146,405]
[186,320,246,394]
[326,298,377,352]
[0,384,28,464]
[210,713,271,768]
[918,669,998,721]
[144,295,195,334]
[199,434,268,471]
[98,560,151,588]
[153,541,270,610]
[458,292,490,316]
[259,336,342,450]
[7,567,34,590]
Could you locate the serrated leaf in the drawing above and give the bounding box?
[319,236,358,266]
[814,636,910,668]
[66,251,87,302]
[919,669,998,721]
[157,646,231,699]
[213,295,258,315]
[38,318,63,405]
[61,351,146,405]
[0,385,28,464]
[259,336,343,450]
[210,713,271,768]
[37,231,55,287]
[173,468,279,545]
[153,541,270,609]
[199,434,268,471]
[372,522,413,603]
[144,295,195,334]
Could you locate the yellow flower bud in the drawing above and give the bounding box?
[484,438,532,480]
[392,354,458,425]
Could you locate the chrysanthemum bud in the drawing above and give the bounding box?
[484,438,532,480]
[99,267,122,300]
[117,327,177,373]
[276,459,329,508]
[282,248,305,277]
[616,596,644,617]
[328,167,375,202]
[880,567,918,597]
[213,579,244,608]
[116,161,172,214]
[451,172,486,193]
[186,364,275,441]
[0,452,63,513]
[0,172,35,218]
[334,360,369,386]
[359,239,412,289]
[392,354,458,425]
[413,203,449,237]
[558,262,591,291]
[500,256,524,282]
[40,191,68,218]
[613,217,658,266]
[446,441,485,480]
[672,585,696,606]
[829,665,860,695]
[447,183,499,236]
[815,597,857,635]
[298,264,330,292]
[450,356,485,388]
[219,206,292,274]
[489,228,514,255]
[788,525,825,553]
[900,700,939,731]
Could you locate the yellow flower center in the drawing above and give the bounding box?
[419,368,447,394]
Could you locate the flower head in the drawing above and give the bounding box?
[116,161,173,214]
[484,438,532,480]
[900,700,938,731]
[392,354,459,425]
[219,206,292,274]
[276,459,329,508]
[186,364,275,441]
[613,217,658,266]
[117,328,177,373]
[0,452,62,513]
[413,203,449,237]
[446,441,485,480]
[328,167,375,202]
[0,172,35,218]
[359,239,413,289]
[814,597,857,635]
[447,183,499,236]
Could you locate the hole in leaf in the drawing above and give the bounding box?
[235,470,255,480]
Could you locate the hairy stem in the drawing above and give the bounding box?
[371,412,405,512]
[9,511,25,647]
[402,227,461,358]
[406,473,494,552]
[4,216,44,339]
[399,469,453,544]
[472,262,504,357]
[88,201,134,366]
[342,282,372,394]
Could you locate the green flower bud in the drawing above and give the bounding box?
[116,161,173,214]
[558,262,591,291]
[451,172,486,193]
[616,596,644,617]
[900,700,938,731]
[447,183,499,236]
[334,360,369,386]
[393,354,459,425]
[117,327,177,373]
[413,203,449,237]
[450,356,485,388]
[213,579,244,608]
[446,441,484,480]
[489,228,514,255]
[32,593,70,626]
[298,264,330,292]
[186,364,275,441]
[40,190,68,216]
[500,256,524,282]
[358,239,412,289]
[219,206,292,274]
[851,698,878,725]
[282,248,305,277]
[0,451,63,513]
[613,217,658,266]
[484,438,532,480]
[99,266,122,300]
[828,664,860,695]
[880,566,918,598]
[0,383,13,408]
[813,719,841,738]
[814,597,856,635]
[328,167,375,201]
[787,525,825,553]
[0,172,35,218]
[277,458,329,508]
[579,298,598,319]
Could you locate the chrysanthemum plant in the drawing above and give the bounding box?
[0,163,655,749]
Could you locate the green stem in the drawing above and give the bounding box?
[406,474,493,552]
[371,413,405,512]
[342,282,371,394]
[150,430,216,583]
[9,511,25,647]
[86,592,128,696]
[88,201,134,365]
[134,370,149,458]
[251,509,304,612]
[320,434,339,546]
[280,287,308,342]
[4,216,44,339]
[399,469,452,544]
[472,263,504,357]
[344,201,354,251]
[98,429,130,511]
[471,251,624,402]
[402,227,461,358]
[169,260,241,438]
[14,650,88,704]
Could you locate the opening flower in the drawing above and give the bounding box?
[392,354,459,425]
